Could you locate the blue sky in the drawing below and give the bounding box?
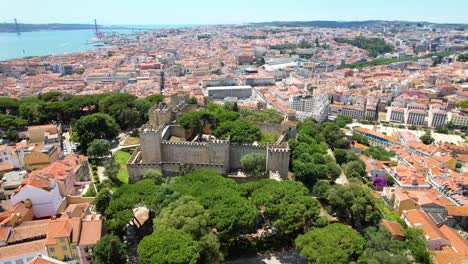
[1,0,467,25]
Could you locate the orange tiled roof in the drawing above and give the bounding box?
[0,238,47,259]
[439,225,468,256]
[381,220,405,237]
[404,209,447,240]
[78,218,103,246]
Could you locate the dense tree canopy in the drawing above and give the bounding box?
[248,179,321,236]
[0,114,27,141]
[364,146,395,161]
[358,227,408,264]
[138,229,200,264]
[180,110,216,141]
[334,115,353,128]
[295,223,366,264]
[87,139,111,158]
[73,113,120,151]
[327,181,381,229]
[334,36,394,57]
[456,99,468,109]
[170,170,257,239]
[214,119,261,143]
[94,234,127,264]
[0,97,19,115]
[94,188,112,215]
[420,130,435,145]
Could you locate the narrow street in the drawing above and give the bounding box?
[327,148,349,185]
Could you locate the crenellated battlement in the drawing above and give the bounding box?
[129,116,290,181]
[161,140,208,146]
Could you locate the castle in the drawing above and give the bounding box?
[126,98,293,183]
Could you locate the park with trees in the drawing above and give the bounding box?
[88,113,431,263]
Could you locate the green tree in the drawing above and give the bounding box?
[420,130,435,145]
[250,179,321,236]
[186,97,198,105]
[0,97,19,114]
[352,133,370,146]
[327,181,382,229]
[143,169,164,185]
[334,115,353,128]
[240,153,266,177]
[312,180,331,200]
[343,160,366,178]
[19,100,44,124]
[170,170,256,239]
[0,114,27,141]
[456,99,468,109]
[73,113,120,151]
[295,223,366,264]
[138,229,200,264]
[180,110,216,141]
[364,146,395,161]
[358,227,408,264]
[87,139,111,158]
[152,196,223,263]
[241,108,284,124]
[405,228,432,264]
[39,91,62,102]
[94,234,127,264]
[94,188,112,215]
[104,158,120,183]
[213,120,261,143]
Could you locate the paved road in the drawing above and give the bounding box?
[97,166,107,182]
[327,148,349,185]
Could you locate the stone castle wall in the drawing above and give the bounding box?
[229,144,266,170]
[129,103,291,182]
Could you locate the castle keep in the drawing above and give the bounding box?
[126,101,292,183]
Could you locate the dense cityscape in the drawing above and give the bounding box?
[0,9,467,264]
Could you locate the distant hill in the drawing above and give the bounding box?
[249,20,467,29]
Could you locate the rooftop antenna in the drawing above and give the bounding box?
[14,18,20,35]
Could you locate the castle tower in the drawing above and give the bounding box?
[140,127,162,164]
[266,145,290,179]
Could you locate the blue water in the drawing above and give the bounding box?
[0,26,187,61]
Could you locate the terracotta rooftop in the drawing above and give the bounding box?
[381,220,405,238]
[439,225,468,256]
[404,209,447,241]
[0,238,47,259]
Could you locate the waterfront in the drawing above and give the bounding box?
[0,25,192,61]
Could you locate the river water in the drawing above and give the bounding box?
[0,25,191,61]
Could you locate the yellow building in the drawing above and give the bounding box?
[24,144,60,171]
[46,217,81,261]
[26,124,61,144]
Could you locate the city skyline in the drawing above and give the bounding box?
[2,0,468,25]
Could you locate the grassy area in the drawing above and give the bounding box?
[122,136,140,146]
[115,150,131,184]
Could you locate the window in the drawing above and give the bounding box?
[59,237,65,243]
[62,246,68,251]
[49,247,55,253]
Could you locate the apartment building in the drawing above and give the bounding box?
[288,94,329,122]
[406,109,427,126]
